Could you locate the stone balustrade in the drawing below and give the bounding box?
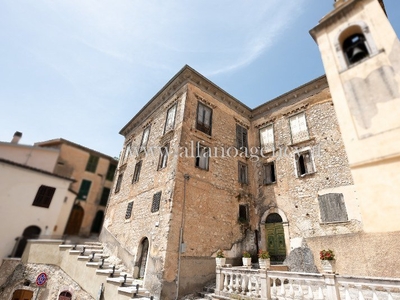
[215,266,400,300]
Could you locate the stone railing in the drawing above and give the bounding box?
[215,267,400,300]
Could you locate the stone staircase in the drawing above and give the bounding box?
[59,241,153,299]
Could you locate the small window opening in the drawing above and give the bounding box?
[238,204,249,224]
[343,33,369,65]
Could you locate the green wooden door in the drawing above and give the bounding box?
[266,223,286,262]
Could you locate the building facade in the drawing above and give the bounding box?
[101,64,367,298]
[0,134,75,263]
[35,139,118,237]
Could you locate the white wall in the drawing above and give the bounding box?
[0,161,73,262]
[0,142,59,172]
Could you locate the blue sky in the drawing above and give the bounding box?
[1,1,399,158]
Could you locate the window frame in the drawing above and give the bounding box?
[139,126,151,152]
[132,160,142,183]
[151,191,162,213]
[115,173,123,193]
[125,201,134,220]
[78,179,92,200]
[122,142,132,163]
[238,161,248,184]
[294,148,316,178]
[32,185,56,208]
[238,204,249,224]
[164,104,177,134]
[289,112,309,144]
[158,144,169,170]
[236,124,248,151]
[196,102,212,135]
[195,142,210,171]
[259,124,274,152]
[85,155,99,173]
[263,161,276,185]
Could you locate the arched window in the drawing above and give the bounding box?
[14,226,41,257]
[58,291,72,300]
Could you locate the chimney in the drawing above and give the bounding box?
[11,131,22,144]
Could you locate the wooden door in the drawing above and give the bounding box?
[266,223,286,262]
[64,205,84,235]
[12,289,33,300]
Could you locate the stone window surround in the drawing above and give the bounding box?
[293,146,316,178]
[238,161,248,184]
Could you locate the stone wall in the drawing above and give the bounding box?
[0,261,94,300]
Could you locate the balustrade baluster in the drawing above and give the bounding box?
[271,278,277,298]
[307,283,314,299]
[235,273,241,293]
[371,287,379,300]
[279,277,286,297]
[241,274,248,295]
[288,279,294,298]
[223,272,229,292]
[317,284,324,300]
[357,285,365,300]
[247,275,252,296]
[343,284,351,300]
[297,281,304,299]
[229,272,234,293]
[254,277,260,297]
[385,289,394,300]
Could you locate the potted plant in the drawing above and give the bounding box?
[320,249,336,273]
[242,251,252,267]
[258,250,270,269]
[215,249,226,267]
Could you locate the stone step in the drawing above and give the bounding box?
[70,248,104,255]
[96,268,124,277]
[86,261,111,268]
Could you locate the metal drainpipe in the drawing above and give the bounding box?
[175,174,190,300]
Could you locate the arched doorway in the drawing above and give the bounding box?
[266,213,286,262]
[14,226,41,258]
[64,204,84,235]
[138,238,149,278]
[58,291,72,300]
[90,210,104,234]
[11,289,33,300]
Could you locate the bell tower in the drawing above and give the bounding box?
[310,0,400,233]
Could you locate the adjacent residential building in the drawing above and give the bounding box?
[0,132,75,263]
[35,139,118,237]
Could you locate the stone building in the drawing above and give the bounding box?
[101,65,363,298]
[35,139,119,237]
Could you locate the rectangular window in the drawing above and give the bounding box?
[125,201,134,219]
[318,193,348,223]
[86,155,99,173]
[139,126,151,152]
[164,104,177,134]
[196,102,212,135]
[236,124,248,151]
[290,112,309,144]
[115,173,123,193]
[238,162,248,184]
[259,124,274,151]
[158,144,169,170]
[263,162,276,184]
[294,149,315,177]
[32,185,56,208]
[195,143,210,170]
[122,142,131,163]
[238,204,249,224]
[151,191,162,213]
[78,180,92,200]
[99,187,110,206]
[106,164,117,181]
[132,161,142,183]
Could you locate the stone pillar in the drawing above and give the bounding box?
[215,266,223,295]
[259,269,270,299]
